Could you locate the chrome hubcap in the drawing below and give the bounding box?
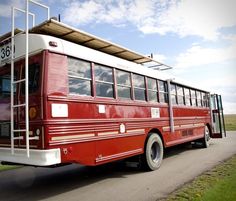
[151,142,160,163]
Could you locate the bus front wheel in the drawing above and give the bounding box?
[141,133,164,171]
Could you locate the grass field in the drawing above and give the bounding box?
[163,155,236,201]
[224,114,236,131]
[0,165,19,172]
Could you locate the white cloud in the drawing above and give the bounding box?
[175,42,236,68]
[152,53,166,63]
[0,0,24,17]
[62,0,236,40]
[62,1,103,25]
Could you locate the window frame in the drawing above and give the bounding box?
[116,69,132,100]
[67,57,92,96]
[170,83,177,105]
[190,89,197,106]
[177,85,184,105]
[94,63,115,99]
[147,77,158,102]
[132,73,146,101]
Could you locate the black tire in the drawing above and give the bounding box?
[141,133,164,171]
[201,125,211,148]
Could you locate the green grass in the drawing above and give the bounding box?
[0,164,20,172]
[163,155,236,201]
[224,114,236,131]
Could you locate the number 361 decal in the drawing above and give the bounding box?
[0,44,15,62]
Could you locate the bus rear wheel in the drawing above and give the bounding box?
[201,126,211,148]
[141,133,163,171]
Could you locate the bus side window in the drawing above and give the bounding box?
[191,89,197,106]
[116,70,131,100]
[184,88,191,106]
[158,80,168,103]
[133,74,146,101]
[147,77,158,102]
[95,64,114,98]
[177,86,184,105]
[202,92,209,107]
[170,84,177,105]
[68,57,92,96]
[196,91,202,107]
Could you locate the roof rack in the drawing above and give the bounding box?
[0,18,172,70]
[29,18,172,70]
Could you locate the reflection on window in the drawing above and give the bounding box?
[196,91,202,107]
[69,78,91,96]
[170,84,177,105]
[21,63,40,94]
[116,70,131,99]
[0,75,12,98]
[147,78,158,102]
[184,88,191,106]
[158,80,168,103]
[95,64,114,98]
[202,92,209,107]
[68,57,92,96]
[177,86,184,105]
[133,74,146,101]
[191,89,197,106]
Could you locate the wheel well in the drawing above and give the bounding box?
[146,128,165,148]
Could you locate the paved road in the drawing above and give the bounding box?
[0,132,236,201]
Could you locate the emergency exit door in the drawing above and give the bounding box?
[210,94,226,138]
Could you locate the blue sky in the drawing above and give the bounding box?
[0,0,236,114]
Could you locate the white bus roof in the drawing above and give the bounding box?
[24,19,171,70]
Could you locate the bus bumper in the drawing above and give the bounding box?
[0,148,61,166]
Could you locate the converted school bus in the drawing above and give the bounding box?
[0,6,225,171]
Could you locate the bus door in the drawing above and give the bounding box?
[210,94,226,138]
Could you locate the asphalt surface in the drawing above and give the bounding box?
[0,131,236,201]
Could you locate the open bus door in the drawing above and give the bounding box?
[210,94,226,138]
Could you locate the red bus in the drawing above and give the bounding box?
[0,19,225,171]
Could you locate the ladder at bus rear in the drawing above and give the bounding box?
[10,0,50,157]
[210,94,226,138]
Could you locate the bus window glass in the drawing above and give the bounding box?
[191,89,197,106]
[159,80,168,103]
[147,78,158,102]
[177,86,184,105]
[133,74,146,101]
[96,82,113,98]
[95,64,113,83]
[116,70,130,86]
[116,70,131,99]
[184,88,191,106]
[69,79,91,96]
[2,78,10,92]
[202,92,209,107]
[68,58,92,96]
[196,91,202,106]
[95,64,114,98]
[68,58,91,78]
[170,84,177,105]
[21,63,40,94]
